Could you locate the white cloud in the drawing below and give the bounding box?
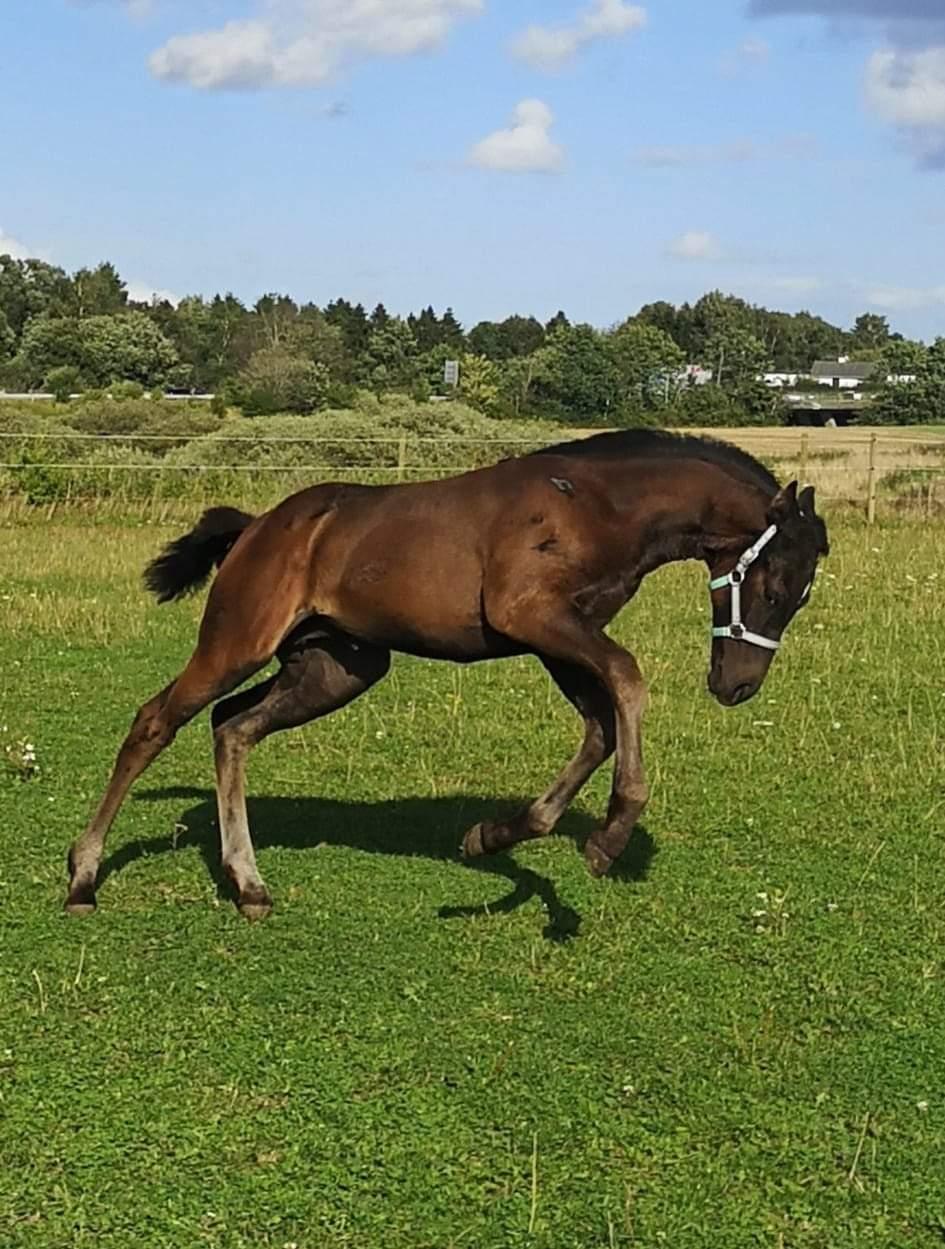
[863,283,945,311]
[511,0,646,72]
[71,0,154,16]
[667,230,722,260]
[633,134,816,166]
[865,47,945,164]
[126,281,181,307]
[150,0,483,91]
[0,228,34,260]
[770,276,826,295]
[721,36,771,76]
[469,99,565,173]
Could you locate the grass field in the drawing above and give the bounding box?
[1,510,944,1247]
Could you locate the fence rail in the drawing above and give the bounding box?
[1,429,944,521]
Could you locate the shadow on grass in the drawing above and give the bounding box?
[105,789,657,943]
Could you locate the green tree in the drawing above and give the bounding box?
[79,313,179,386]
[232,348,330,416]
[545,310,570,335]
[468,316,543,361]
[325,299,370,358]
[289,306,349,379]
[0,309,14,361]
[636,300,682,347]
[253,293,302,350]
[408,306,445,353]
[873,338,945,425]
[45,365,85,403]
[540,324,621,420]
[878,338,928,380]
[496,350,553,417]
[163,294,250,390]
[72,262,128,318]
[851,312,891,353]
[0,256,73,341]
[702,326,771,389]
[440,308,465,349]
[17,316,84,385]
[365,318,420,393]
[458,354,500,414]
[608,320,686,410]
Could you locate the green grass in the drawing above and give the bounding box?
[1,516,944,1248]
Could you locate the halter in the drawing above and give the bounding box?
[709,524,780,652]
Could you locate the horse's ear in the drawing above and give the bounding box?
[767,480,798,526]
[798,485,817,518]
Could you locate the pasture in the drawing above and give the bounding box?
[1,506,944,1246]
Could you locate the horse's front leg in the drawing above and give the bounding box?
[583,650,648,877]
[462,658,616,859]
[470,594,650,876]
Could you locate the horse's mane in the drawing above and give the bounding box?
[531,429,780,497]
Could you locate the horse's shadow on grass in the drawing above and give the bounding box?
[106,790,657,943]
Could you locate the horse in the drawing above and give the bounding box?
[65,429,829,920]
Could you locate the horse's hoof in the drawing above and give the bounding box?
[585,841,614,879]
[64,898,97,917]
[239,904,272,923]
[238,890,273,922]
[462,824,487,860]
[64,873,98,914]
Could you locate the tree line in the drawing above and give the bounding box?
[1,254,941,425]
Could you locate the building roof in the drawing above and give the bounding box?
[811,360,876,381]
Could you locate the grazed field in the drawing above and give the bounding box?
[1,515,944,1248]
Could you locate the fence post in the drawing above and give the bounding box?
[866,433,878,525]
[799,431,809,483]
[397,435,407,482]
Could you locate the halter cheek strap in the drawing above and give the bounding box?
[709,524,780,652]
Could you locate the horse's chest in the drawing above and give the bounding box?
[572,572,639,624]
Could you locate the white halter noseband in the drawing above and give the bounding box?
[709,524,780,652]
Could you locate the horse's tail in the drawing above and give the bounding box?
[144,507,255,604]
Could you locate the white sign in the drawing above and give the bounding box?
[444,360,460,387]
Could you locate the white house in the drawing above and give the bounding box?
[811,357,876,390]
[679,364,714,386]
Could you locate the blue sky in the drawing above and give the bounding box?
[1,0,943,339]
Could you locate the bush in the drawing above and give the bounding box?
[662,382,782,429]
[107,381,146,401]
[66,397,215,439]
[45,366,85,404]
[231,349,331,416]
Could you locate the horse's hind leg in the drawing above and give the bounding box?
[463,658,616,860]
[65,650,265,915]
[211,632,391,919]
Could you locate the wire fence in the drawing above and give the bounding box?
[1,429,944,521]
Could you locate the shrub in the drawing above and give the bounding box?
[107,380,146,401]
[45,366,85,404]
[231,349,331,416]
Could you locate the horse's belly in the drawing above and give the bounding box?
[315,536,501,660]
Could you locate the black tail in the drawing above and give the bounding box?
[144,507,255,603]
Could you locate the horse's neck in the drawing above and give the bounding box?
[629,462,772,577]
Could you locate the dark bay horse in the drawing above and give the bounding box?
[66,430,829,920]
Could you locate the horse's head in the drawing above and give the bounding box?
[707,482,829,707]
